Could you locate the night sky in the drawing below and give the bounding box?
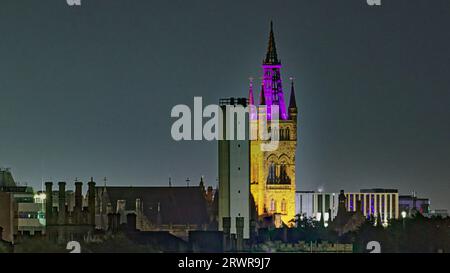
[0,0,449,210]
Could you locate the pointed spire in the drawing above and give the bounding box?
[248,77,254,105]
[288,78,297,109]
[259,82,266,105]
[263,21,280,65]
[199,176,204,188]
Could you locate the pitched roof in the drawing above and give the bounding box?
[100,186,209,226]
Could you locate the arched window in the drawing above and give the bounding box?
[281,199,287,213]
[270,199,276,212]
[268,162,276,183]
[278,163,290,184]
[269,162,275,180]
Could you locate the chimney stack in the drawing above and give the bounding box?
[114,213,121,232]
[88,177,96,226]
[135,199,142,230]
[116,200,126,224]
[58,182,66,225]
[126,213,137,231]
[45,182,53,225]
[106,202,112,214]
[74,181,83,224]
[156,202,162,226]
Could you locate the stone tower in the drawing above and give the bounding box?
[249,22,298,227]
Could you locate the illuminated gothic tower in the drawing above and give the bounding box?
[250,22,298,226]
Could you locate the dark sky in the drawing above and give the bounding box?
[0,0,449,210]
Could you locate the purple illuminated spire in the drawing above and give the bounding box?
[289,78,297,109]
[288,78,298,120]
[259,82,266,105]
[248,78,254,105]
[261,21,288,120]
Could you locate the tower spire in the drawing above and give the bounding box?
[264,21,280,65]
[248,77,254,105]
[289,78,297,109]
[259,82,266,105]
[288,77,298,121]
[261,21,288,119]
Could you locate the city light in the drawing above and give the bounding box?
[401,211,407,219]
[34,193,46,200]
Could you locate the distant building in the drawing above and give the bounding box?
[295,191,339,222]
[0,168,45,242]
[295,188,400,226]
[344,189,399,223]
[95,181,214,240]
[399,193,430,217]
[427,209,448,218]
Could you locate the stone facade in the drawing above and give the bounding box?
[250,117,297,226]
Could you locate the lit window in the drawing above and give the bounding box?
[281,199,286,213]
[270,199,276,212]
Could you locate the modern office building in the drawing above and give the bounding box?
[295,191,339,222]
[0,168,45,242]
[399,193,430,216]
[344,189,399,222]
[15,188,45,236]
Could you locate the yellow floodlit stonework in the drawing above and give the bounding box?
[250,116,297,227]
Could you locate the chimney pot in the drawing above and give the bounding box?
[58,182,66,225]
